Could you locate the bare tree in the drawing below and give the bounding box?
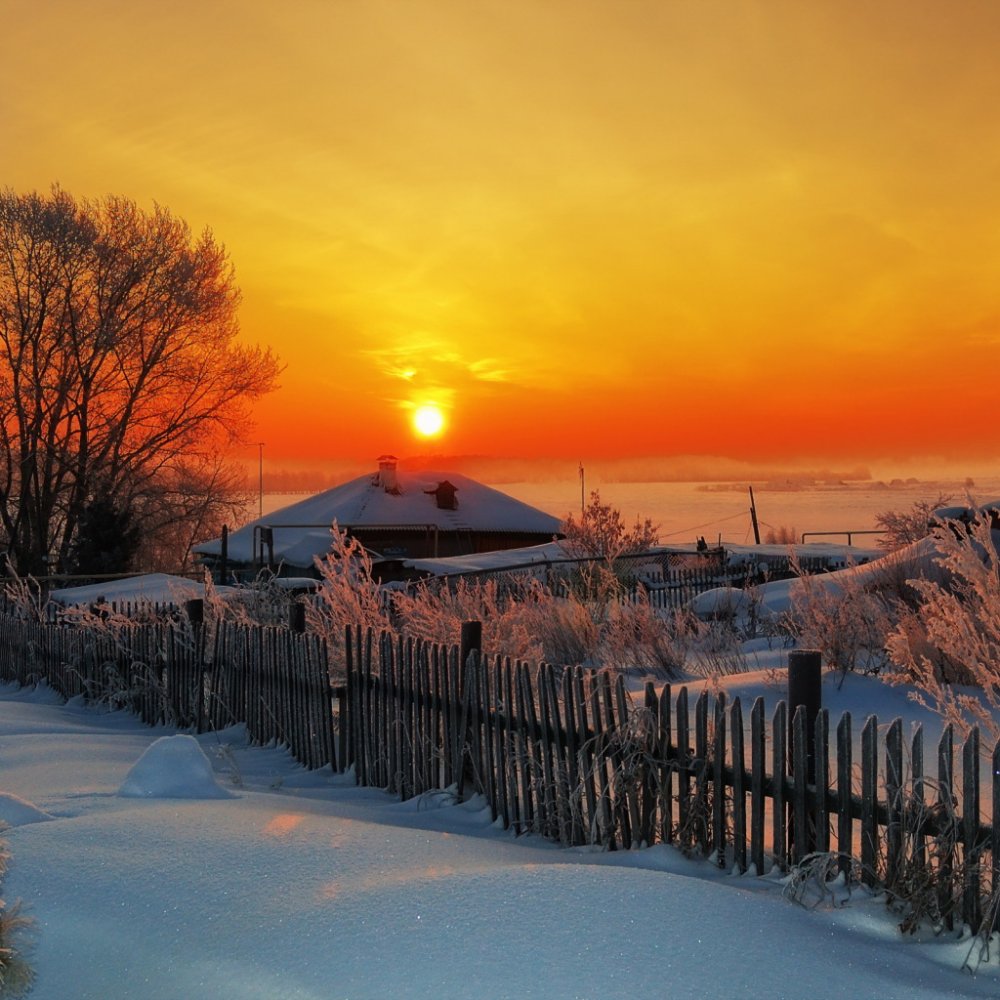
[562,489,660,563]
[874,493,953,551]
[0,186,280,575]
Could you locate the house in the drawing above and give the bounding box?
[194,456,564,581]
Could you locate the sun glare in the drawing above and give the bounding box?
[413,404,445,438]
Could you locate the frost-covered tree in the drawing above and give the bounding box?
[562,490,659,563]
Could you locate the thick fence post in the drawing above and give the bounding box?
[289,601,306,634]
[457,621,483,799]
[788,649,822,781]
[788,649,822,858]
[460,621,482,674]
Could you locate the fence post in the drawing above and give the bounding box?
[289,601,306,634]
[457,621,483,799]
[788,648,822,857]
[460,621,482,674]
[788,649,822,779]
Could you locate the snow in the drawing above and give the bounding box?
[2,673,1000,998]
[118,735,236,800]
[689,534,945,621]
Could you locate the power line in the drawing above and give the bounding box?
[660,510,747,538]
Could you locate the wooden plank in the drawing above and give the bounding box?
[430,644,444,790]
[456,646,476,799]
[771,701,787,871]
[447,645,462,792]
[589,671,614,848]
[677,686,691,852]
[694,690,709,856]
[909,724,925,872]
[731,697,746,873]
[520,662,544,834]
[814,708,830,855]
[641,682,658,847]
[791,705,809,866]
[938,724,955,931]
[614,673,643,848]
[387,633,402,796]
[375,633,389,791]
[860,714,878,887]
[658,684,673,846]
[504,658,523,833]
[491,653,510,829]
[563,668,586,845]
[885,717,904,890]
[713,692,727,867]
[992,739,1000,933]
[540,664,569,845]
[479,653,498,822]
[515,661,536,833]
[837,711,853,878]
[750,697,765,875]
[962,727,981,931]
[570,667,594,843]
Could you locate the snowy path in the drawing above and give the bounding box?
[1,683,998,1000]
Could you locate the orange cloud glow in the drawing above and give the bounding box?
[6,1,1000,475]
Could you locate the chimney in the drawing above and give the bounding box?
[377,454,400,494]
[425,480,458,510]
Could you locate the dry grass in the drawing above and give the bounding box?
[0,840,34,998]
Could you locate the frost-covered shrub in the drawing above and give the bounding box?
[602,597,696,679]
[516,592,599,667]
[875,493,953,551]
[1,563,50,622]
[392,576,546,664]
[886,512,1000,740]
[786,553,900,674]
[307,525,393,651]
[763,524,799,545]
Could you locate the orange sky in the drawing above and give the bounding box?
[5,0,1000,479]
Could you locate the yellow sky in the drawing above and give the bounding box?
[5,0,1000,476]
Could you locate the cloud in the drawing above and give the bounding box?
[362,340,515,395]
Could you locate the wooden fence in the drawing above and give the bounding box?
[0,613,337,771]
[342,627,1000,934]
[1,609,998,935]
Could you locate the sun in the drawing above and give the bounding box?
[412,404,445,438]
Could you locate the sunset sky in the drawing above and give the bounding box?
[5,0,1000,479]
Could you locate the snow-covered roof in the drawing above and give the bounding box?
[195,469,564,568]
[400,539,705,578]
[401,539,880,581]
[722,541,883,570]
[49,573,234,608]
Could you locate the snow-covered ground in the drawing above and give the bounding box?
[2,668,1000,999]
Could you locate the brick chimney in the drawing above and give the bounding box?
[377,454,400,494]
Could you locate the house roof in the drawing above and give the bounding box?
[49,573,235,608]
[194,469,564,568]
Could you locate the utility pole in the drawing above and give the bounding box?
[579,461,585,514]
[749,484,761,545]
[258,442,265,518]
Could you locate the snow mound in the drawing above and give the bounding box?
[0,791,55,827]
[118,735,236,800]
